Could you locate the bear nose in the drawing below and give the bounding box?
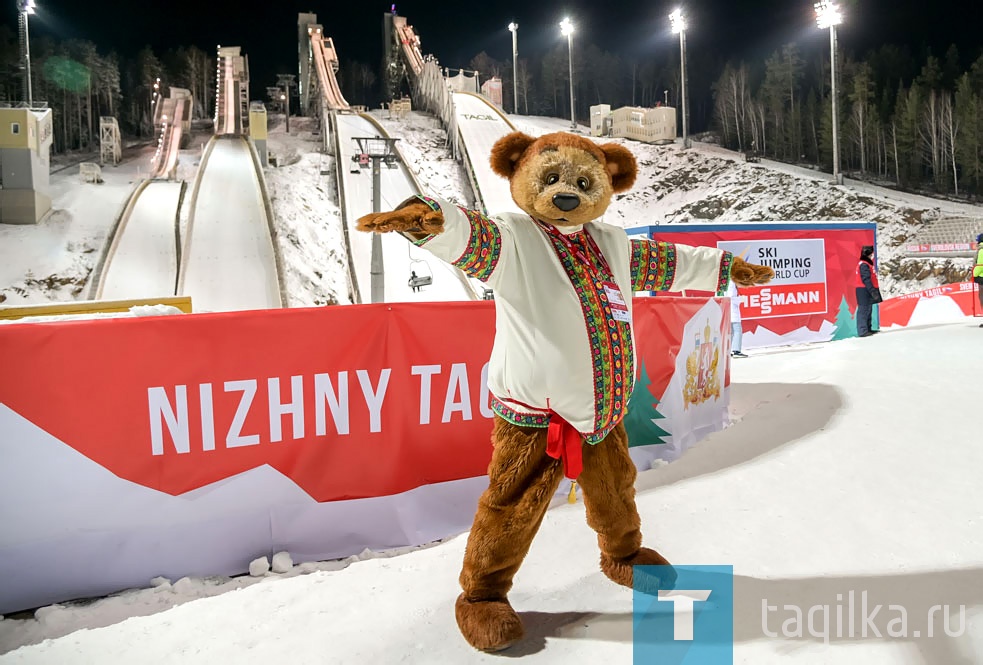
[552,193,581,212]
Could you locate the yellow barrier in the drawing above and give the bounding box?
[0,296,192,320]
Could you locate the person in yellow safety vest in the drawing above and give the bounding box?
[855,245,882,337]
[974,233,983,326]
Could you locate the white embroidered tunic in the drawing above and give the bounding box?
[407,195,733,444]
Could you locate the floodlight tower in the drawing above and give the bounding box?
[508,22,518,114]
[560,18,576,131]
[815,0,843,183]
[669,8,688,148]
[351,136,402,303]
[17,0,36,105]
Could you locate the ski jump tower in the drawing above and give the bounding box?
[382,9,425,100]
[215,46,249,135]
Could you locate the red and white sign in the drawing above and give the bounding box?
[739,283,829,319]
[717,238,827,320]
[879,281,980,327]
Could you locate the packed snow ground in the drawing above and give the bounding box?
[2,321,980,663]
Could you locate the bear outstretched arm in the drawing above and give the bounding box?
[629,239,735,295]
[355,201,445,241]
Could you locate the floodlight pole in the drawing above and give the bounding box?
[17,1,34,106]
[560,18,576,131]
[816,1,843,184]
[679,27,688,147]
[277,74,296,134]
[509,23,518,115]
[669,9,689,148]
[829,23,840,184]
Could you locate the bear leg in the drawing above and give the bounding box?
[456,417,563,651]
[577,422,677,593]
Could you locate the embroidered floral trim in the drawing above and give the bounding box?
[490,399,616,445]
[491,398,550,428]
[451,207,502,281]
[537,222,633,441]
[716,251,734,296]
[629,239,677,292]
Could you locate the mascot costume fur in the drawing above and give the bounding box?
[357,131,774,652]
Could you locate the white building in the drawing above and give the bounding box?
[610,105,676,144]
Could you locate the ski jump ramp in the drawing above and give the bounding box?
[89,181,183,302]
[300,12,477,303]
[334,113,479,303]
[177,137,283,312]
[308,25,351,112]
[390,11,523,218]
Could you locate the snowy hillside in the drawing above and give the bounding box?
[3,110,980,307]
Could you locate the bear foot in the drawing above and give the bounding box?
[455,594,525,652]
[600,547,677,593]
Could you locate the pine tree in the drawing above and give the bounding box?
[624,360,671,448]
[831,295,857,340]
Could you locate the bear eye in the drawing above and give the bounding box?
[577,177,590,191]
[545,173,559,185]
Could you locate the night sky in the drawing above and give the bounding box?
[2,0,978,104]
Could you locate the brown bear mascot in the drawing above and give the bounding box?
[357,131,774,652]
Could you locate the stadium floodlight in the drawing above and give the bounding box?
[669,8,685,33]
[814,0,842,28]
[668,8,689,147]
[559,18,576,130]
[508,23,518,115]
[815,0,843,183]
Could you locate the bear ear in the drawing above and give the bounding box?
[599,143,637,193]
[490,132,536,179]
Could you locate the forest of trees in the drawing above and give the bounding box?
[366,36,983,200]
[0,26,213,154]
[3,21,982,201]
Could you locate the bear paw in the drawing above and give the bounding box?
[730,255,775,286]
[455,594,525,652]
[600,547,677,593]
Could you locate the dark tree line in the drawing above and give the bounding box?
[335,27,983,201]
[712,43,983,198]
[0,29,213,154]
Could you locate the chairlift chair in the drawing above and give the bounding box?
[406,242,433,291]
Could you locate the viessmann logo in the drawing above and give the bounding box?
[743,284,826,316]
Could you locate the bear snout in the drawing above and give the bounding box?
[552,193,581,212]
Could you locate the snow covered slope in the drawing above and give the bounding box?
[177,138,282,312]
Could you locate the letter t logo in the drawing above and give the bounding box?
[657,589,712,640]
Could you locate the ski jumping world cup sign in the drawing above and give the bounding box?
[629,222,878,348]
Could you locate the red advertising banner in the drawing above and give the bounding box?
[879,281,979,327]
[0,298,727,504]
